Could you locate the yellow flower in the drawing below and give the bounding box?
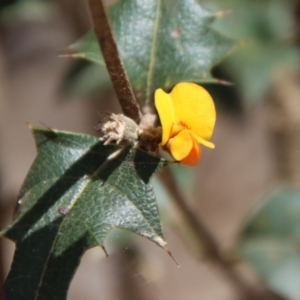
[154,82,216,166]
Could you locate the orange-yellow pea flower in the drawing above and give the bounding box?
[154,82,216,166]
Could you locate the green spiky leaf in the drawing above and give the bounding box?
[239,186,300,299]
[1,128,166,300]
[66,0,235,104]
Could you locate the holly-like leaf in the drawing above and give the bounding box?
[66,0,236,104]
[239,186,300,299]
[1,128,166,300]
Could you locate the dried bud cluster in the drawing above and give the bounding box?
[96,113,140,146]
[96,112,162,155]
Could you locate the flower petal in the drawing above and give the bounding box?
[167,129,198,164]
[170,82,216,144]
[154,88,175,145]
[190,132,215,149]
[181,138,202,166]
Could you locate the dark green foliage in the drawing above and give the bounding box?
[68,0,235,104]
[239,186,300,299]
[2,128,166,299]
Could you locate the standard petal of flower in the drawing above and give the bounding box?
[167,129,193,161]
[154,89,175,145]
[170,82,216,143]
[181,136,202,166]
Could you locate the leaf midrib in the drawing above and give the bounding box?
[145,0,162,105]
[34,176,90,300]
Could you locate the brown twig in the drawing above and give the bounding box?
[159,168,284,300]
[86,0,142,124]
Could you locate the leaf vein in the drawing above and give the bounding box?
[145,0,162,105]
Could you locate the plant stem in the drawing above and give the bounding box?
[86,0,142,124]
[159,168,284,300]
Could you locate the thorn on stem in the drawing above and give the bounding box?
[214,10,232,18]
[39,121,54,131]
[101,245,109,257]
[166,249,180,267]
[215,79,234,86]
